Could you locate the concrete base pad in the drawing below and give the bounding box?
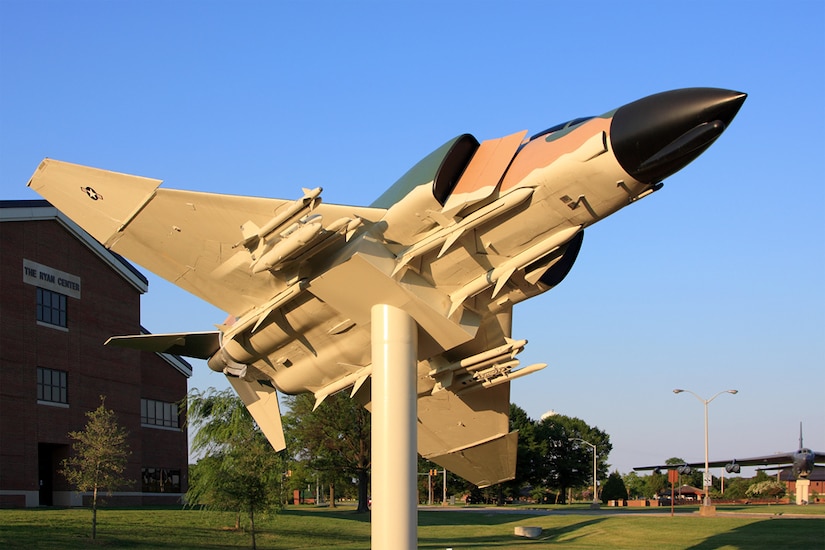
[515,526,542,539]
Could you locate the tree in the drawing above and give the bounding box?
[497,405,543,503]
[186,388,285,550]
[645,470,667,499]
[717,476,750,500]
[622,471,646,499]
[60,396,131,540]
[534,415,612,503]
[601,471,628,503]
[283,392,371,513]
[746,480,786,500]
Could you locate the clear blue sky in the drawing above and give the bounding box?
[2,0,823,476]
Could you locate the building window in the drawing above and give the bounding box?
[37,367,68,404]
[141,467,182,493]
[141,398,180,429]
[36,287,67,328]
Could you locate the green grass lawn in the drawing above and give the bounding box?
[0,504,822,549]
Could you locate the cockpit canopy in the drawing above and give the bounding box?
[528,117,595,142]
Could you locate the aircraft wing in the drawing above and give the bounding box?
[708,451,824,469]
[635,454,802,472]
[28,159,386,316]
[413,306,546,487]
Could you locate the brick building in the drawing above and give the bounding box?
[780,467,825,504]
[0,200,190,507]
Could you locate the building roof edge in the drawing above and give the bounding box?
[0,199,148,293]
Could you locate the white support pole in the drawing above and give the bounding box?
[371,304,417,550]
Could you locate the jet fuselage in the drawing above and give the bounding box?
[210,89,747,399]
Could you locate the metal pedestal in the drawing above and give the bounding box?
[370,304,417,549]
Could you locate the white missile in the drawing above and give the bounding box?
[455,362,547,396]
[313,364,372,410]
[236,187,322,249]
[392,187,534,276]
[222,279,308,339]
[428,338,527,377]
[449,224,582,315]
[251,221,323,273]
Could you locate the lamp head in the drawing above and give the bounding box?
[728,390,738,394]
[673,389,684,394]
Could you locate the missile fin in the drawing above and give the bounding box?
[492,267,515,298]
[350,372,371,398]
[438,228,465,258]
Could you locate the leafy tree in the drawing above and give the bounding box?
[601,470,628,503]
[501,404,544,501]
[715,476,750,500]
[60,396,131,540]
[645,470,667,498]
[186,388,285,550]
[534,415,612,503]
[622,471,646,499]
[283,392,371,513]
[746,480,786,499]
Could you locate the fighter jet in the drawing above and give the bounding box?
[634,423,825,479]
[27,88,746,488]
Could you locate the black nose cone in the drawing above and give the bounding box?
[610,88,747,184]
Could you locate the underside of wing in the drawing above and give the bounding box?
[418,383,517,487]
[413,307,542,487]
[28,159,386,315]
[106,331,220,359]
[636,453,800,472]
[705,454,796,469]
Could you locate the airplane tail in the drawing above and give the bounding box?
[105,331,220,359]
[800,422,803,449]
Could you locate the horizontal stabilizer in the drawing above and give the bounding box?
[227,376,286,452]
[428,431,518,488]
[105,331,220,360]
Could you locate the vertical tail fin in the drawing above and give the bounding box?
[799,422,804,449]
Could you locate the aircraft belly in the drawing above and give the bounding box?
[309,238,480,353]
[267,326,373,395]
[225,294,373,395]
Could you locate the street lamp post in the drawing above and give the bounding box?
[673,388,738,509]
[570,437,599,509]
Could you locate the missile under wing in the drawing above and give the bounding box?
[28,88,746,487]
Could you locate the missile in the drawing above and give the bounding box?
[393,187,534,276]
[428,338,527,377]
[449,224,582,315]
[429,339,528,393]
[471,359,521,380]
[312,364,373,410]
[455,362,547,396]
[251,221,323,273]
[235,187,322,249]
[221,279,307,340]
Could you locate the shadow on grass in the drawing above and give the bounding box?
[281,507,372,523]
[419,510,546,527]
[686,517,825,550]
[418,517,608,548]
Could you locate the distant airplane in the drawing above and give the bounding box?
[634,423,825,480]
[28,88,745,489]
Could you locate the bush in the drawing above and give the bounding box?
[745,480,786,499]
